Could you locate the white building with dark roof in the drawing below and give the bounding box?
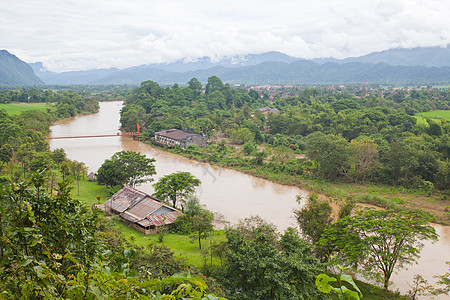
[154,129,207,148]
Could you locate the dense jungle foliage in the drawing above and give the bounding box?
[121,77,449,190]
[0,90,332,299]
[0,84,448,299]
[0,89,226,298]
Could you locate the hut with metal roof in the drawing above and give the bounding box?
[87,172,97,182]
[104,186,182,235]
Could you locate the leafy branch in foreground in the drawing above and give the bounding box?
[315,265,362,300]
[319,208,438,290]
[432,261,450,296]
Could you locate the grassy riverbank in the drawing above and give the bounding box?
[148,141,450,225]
[72,178,409,299]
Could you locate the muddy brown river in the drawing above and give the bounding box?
[49,101,450,297]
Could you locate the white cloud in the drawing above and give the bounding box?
[1,0,449,72]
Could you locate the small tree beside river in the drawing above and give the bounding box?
[97,150,156,187]
[153,171,201,211]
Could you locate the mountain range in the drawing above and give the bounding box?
[0,50,43,85]
[1,46,449,85]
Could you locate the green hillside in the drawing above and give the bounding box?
[0,50,43,85]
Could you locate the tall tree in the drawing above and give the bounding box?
[69,160,87,196]
[305,132,350,179]
[187,77,203,99]
[221,224,326,300]
[190,209,214,250]
[153,171,201,211]
[294,193,332,247]
[205,76,224,95]
[97,151,156,187]
[120,104,146,132]
[346,137,379,182]
[319,208,438,290]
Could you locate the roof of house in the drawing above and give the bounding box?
[104,186,156,213]
[119,196,172,222]
[105,186,182,228]
[137,210,182,227]
[258,107,279,113]
[155,129,201,140]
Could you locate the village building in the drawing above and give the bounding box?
[103,186,181,235]
[258,107,279,114]
[87,172,97,182]
[153,129,208,148]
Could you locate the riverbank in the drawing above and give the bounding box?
[147,140,450,225]
[71,177,408,300]
[49,101,449,297]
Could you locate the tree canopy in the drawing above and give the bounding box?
[319,208,438,290]
[97,150,156,187]
[220,224,326,300]
[153,171,201,210]
[121,78,450,190]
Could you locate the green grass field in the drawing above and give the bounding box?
[432,85,450,89]
[0,102,54,115]
[112,217,226,267]
[71,177,110,207]
[416,110,450,120]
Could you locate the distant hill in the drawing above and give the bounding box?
[0,50,43,85]
[312,46,450,67]
[340,46,450,67]
[145,51,300,72]
[29,46,450,85]
[30,51,301,84]
[88,61,450,85]
[30,62,120,85]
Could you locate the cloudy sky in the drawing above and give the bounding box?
[1,0,449,72]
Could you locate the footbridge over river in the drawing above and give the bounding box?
[48,123,141,139]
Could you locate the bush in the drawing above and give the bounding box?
[173,214,194,234]
[243,141,256,155]
[107,185,122,196]
[208,152,221,163]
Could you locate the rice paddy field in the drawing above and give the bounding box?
[415,110,450,126]
[416,110,450,120]
[0,102,54,115]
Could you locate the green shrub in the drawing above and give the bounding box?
[173,214,194,234]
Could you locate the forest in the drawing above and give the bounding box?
[121,77,449,192]
[0,82,449,299]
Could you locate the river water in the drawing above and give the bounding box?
[49,101,450,297]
